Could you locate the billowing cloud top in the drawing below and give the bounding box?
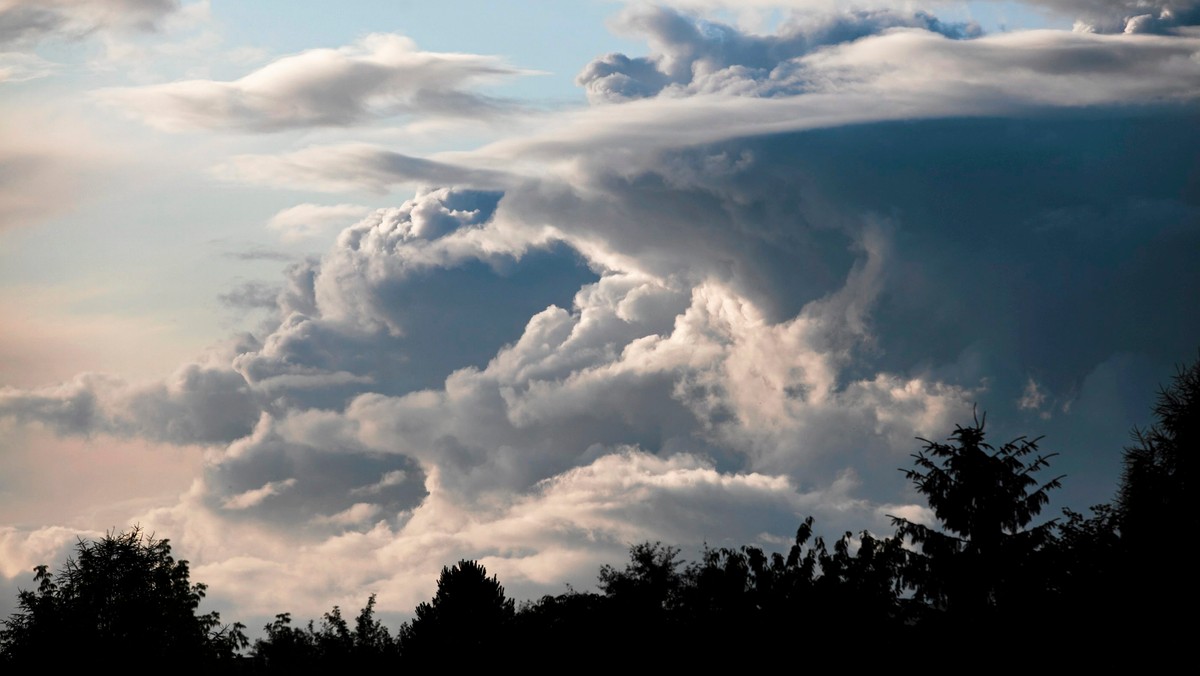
[1036,0,1200,33]
[578,5,981,102]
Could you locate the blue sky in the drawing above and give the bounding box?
[1,0,1197,631]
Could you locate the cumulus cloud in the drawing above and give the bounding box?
[100,33,527,132]
[0,363,258,445]
[1022,0,1200,33]
[0,525,99,578]
[226,196,594,407]
[637,0,1200,35]
[578,5,980,102]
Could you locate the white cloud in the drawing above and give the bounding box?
[1019,376,1049,412]
[578,5,980,103]
[315,502,382,526]
[267,203,372,242]
[351,470,408,496]
[100,33,528,132]
[222,478,297,510]
[0,51,54,82]
[0,525,99,578]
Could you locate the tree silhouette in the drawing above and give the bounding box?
[0,526,246,667]
[251,595,396,669]
[1118,354,1196,548]
[891,413,1063,622]
[597,542,684,614]
[400,559,514,665]
[1112,354,1196,645]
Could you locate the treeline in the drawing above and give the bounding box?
[2,357,1193,668]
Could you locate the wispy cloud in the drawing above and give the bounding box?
[0,0,184,48]
[99,33,530,132]
[222,478,297,510]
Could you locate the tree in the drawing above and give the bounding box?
[1113,354,1196,642]
[597,542,684,613]
[400,560,514,665]
[891,412,1063,621]
[1118,354,1196,548]
[0,526,246,667]
[252,595,397,669]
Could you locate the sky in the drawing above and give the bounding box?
[1,0,1198,632]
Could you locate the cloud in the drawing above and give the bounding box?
[217,281,279,311]
[128,447,855,620]
[267,203,372,242]
[578,5,981,102]
[1023,1,1200,33]
[636,0,1200,35]
[1018,377,1050,417]
[0,0,182,48]
[315,502,382,526]
[222,478,297,510]
[0,363,259,445]
[476,23,1200,166]
[216,143,510,194]
[221,246,293,262]
[350,470,407,496]
[0,51,54,82]
[228,189,596,407]
[100,33,528,132]
[0,525,97,578]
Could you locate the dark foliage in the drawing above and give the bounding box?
[400,559,514,666]
[1119,355,1196,548]
[250,595,396,670]
[891,412,1063,622]
[1111,354,1197,645]
[0,526,246,667]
